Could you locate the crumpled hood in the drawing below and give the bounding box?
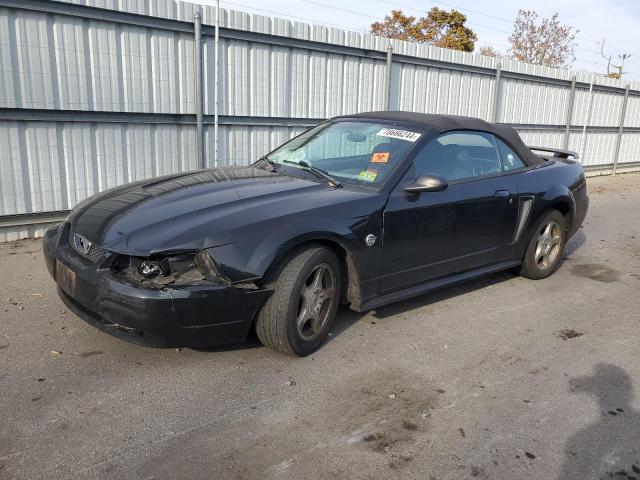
[70,166,333,255]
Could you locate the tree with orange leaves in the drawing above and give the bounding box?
[371,7,477,52]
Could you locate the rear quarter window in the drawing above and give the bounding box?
[496,139,526,171]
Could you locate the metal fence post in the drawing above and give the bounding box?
[563,75,576,149]
[580,74,596,164]
[214,0,220,167]
[194,9,204,168]
[492,63,502,123]
[385,44,393,110]
[612,84,630,176]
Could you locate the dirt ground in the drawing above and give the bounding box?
[1,173,639,480]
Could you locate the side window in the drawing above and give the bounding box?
[412,131,502,181]
[496,138,526,171]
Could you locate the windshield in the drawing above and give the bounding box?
[265,121,423,186]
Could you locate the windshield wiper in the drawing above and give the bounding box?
[282,160,342,188]
[256,156,281,173]
[258,156,276,167]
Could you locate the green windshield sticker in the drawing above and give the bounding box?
[357,168,378,182]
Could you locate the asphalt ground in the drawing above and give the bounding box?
[1,173,639,480]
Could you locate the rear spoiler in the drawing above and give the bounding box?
[528,146,579,160]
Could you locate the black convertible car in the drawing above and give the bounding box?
[43,112,588,356]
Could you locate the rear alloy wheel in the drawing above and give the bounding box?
[520,210,567,279]
[255,245,341,356]
[534,221,562,270]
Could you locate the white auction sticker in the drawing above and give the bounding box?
[376,128,422,142]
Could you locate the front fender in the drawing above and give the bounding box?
[207,212,383,290]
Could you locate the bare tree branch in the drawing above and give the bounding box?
[508,10,577,68]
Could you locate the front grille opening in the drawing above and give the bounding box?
[68,224,108,262]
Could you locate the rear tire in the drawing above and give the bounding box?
[255,245,341,356]
[519,210,567,280]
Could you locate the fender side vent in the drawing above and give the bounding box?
[513,197,534,244]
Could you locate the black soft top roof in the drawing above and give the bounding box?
[336,111,545,166]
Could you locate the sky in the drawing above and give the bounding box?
[188,0,640,81]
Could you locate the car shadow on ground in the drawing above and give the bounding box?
[193,339,263,353]
[564,229,587,258]
[557,364,640,480]
[327,269,517,343]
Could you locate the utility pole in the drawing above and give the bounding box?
[600,38,612,76]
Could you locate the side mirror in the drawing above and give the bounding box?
[404,174,448,193]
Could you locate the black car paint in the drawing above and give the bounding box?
[42,118,588,347]
[43,224,271,347]
[382,172,520,291]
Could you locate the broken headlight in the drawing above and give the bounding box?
[113,250,226,287]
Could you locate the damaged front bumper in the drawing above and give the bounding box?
[42,224,271,348]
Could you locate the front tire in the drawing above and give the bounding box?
[255,245,341,356]
[519,210,567,279]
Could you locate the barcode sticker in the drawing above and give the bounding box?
[376,128,422,142]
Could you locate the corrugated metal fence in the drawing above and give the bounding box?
[1,0,639,240]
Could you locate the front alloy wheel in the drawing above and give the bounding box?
[297,264,336,341]
[256,245,341,356]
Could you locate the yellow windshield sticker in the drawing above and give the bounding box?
[358,168,378,182]
[371,152,390,163]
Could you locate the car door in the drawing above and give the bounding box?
[380,130,519,293]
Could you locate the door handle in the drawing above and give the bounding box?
[494,190,511,198]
